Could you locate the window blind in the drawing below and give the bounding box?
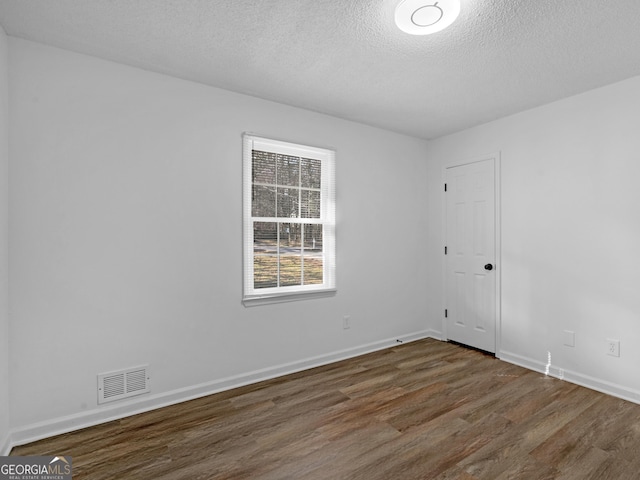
[242,134,336,305]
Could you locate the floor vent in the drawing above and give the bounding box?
[98,365,150,404]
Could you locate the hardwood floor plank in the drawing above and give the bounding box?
[11,339,640,479]
[529,394,631,468]
[458,385,601,478]
[493,456,558,480]
[592,403,640,462]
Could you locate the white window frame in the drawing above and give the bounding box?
[242,134,336,306]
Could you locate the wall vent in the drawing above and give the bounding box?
[98,365,150,404]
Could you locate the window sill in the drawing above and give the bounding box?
[243,289,337,307]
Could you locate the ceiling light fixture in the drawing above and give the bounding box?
[395,0,461,35]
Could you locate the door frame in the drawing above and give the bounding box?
[441,152,502,354]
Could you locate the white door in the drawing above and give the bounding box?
[445,158,497,353]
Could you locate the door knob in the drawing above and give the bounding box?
[484,264,494,271]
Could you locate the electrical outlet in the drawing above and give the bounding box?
[607,339,620,357]
[343,315,351,330]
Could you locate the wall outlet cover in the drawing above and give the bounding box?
[563,330,575,347]
[607,339,620,357]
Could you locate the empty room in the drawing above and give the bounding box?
[1,0,640,478]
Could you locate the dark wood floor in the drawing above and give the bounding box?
[12,338,640,479]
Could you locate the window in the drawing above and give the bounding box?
[243,135,336,305]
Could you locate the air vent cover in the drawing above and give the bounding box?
[98,365,150,404]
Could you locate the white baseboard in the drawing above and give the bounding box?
[1,431,10,456]
[499,350,640,405]
[427,330,444,341]
[10,330,436,449]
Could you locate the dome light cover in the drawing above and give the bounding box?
[395,0,461,35]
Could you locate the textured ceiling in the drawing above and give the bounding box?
[1,0,640,139]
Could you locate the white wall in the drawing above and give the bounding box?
[426,75,640,401]
[0,25,10,454]
[8,38,431,441]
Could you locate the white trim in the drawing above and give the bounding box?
[499,350,640,405]
[441,152,502,353]
[9,330,435,448]
[494,154,502,354]
[1,431,11,456]
[242,132,336,158]
[242,134,336,304]
[243,288,336,307]
[428,329,444,341]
